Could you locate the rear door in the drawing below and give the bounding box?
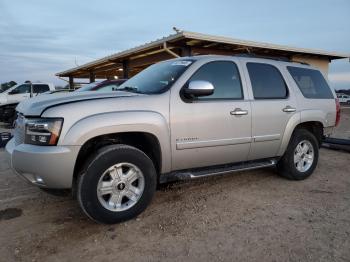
[242,61,298,160]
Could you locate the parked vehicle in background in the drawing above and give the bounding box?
[0,81,17,93]
[75,79,127,92]
[0,82,55,124]
[0,82,55,106]
[0,80,127,125]
[337,93,350,104]
[5,55,339,224]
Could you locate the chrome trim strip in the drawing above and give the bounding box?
[176,137,252,150]
[253,134,281,142]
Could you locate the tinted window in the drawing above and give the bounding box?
[287,66,334,99]
[13,84,30,94]
[189,61,243,100]
[247,63,288,99]
[33,84,50,93]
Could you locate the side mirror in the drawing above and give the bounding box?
[184,80,214,97]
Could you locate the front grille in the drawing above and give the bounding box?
[14,114,25,146]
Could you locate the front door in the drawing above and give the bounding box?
[170,59,252,171]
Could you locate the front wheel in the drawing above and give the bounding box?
[77,144,157,224]
[277,129,319,180]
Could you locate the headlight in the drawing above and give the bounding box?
[25,118,63,146]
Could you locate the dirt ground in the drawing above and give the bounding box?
[0,109,349,262]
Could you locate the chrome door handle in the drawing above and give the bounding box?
[230,108,248,116]
[282,106,296,113]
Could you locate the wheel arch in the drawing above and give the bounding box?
[73,131,163,191]
[278,113,324,156]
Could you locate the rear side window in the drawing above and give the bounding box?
[287,67,334,99]
[33,84,50,93]
[247,63,288,99]
[189,61,243,100]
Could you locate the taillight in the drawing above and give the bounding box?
[335,98,341,126]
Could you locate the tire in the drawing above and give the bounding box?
[77,144,157,224]
[277,129,319,180]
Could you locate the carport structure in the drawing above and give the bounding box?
[56,30,350,88]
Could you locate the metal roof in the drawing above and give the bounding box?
[56,30,350,78]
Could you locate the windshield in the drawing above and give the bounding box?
[116,59,194,94]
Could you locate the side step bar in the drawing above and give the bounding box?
[160,159,277,184]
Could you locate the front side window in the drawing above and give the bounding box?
[116,59,194,94]
[13,84,30,94]
[247,63,288,99]
[287,66,334,99]
[188,61,243,100]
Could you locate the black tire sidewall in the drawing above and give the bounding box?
[278,129,319,180]
[78,145,157,224]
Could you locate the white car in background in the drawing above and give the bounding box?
[0,82,55,105]
[337,94,350,104]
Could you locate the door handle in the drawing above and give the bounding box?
[230,108,248,116]
[282,106,296,113]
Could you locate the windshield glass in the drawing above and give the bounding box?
[116,59,194,94]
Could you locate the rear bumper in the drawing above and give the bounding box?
[5,139,81,189]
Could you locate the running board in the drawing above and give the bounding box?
[160,159,277,184]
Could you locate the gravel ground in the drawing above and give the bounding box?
[0,109,349,262]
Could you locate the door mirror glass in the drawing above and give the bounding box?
[184,80,214,97]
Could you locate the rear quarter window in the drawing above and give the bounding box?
[287,66,334,99]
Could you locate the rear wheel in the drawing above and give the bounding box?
[277,129,319,180]
[77,144,157,224]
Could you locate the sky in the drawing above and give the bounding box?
[0,0,349,89]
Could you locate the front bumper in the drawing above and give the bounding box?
[5,139,81,189]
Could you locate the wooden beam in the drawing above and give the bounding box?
[129,51,176,68]
[191,47,237,56]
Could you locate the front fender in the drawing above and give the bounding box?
[61,111,171,173]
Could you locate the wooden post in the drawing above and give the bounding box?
[69,76,74,90]
[89,71,95,83]
[122,59,129,79]
[181,46,192,57]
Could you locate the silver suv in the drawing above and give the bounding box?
[6,56,340,224]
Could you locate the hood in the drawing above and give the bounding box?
[17,91,138,116]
